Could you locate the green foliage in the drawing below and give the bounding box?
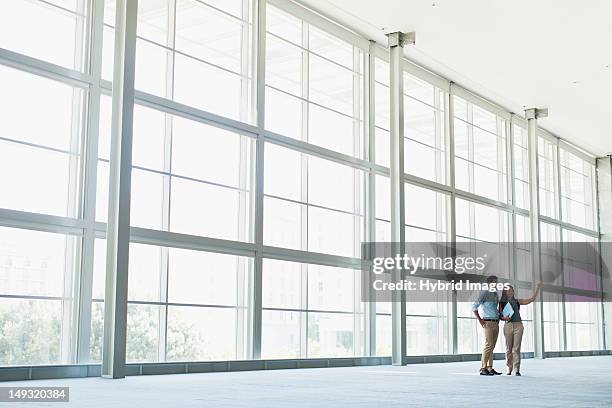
[0,300,62,366]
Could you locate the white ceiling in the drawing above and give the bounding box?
[298,0,612,156]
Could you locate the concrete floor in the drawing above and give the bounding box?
[2,356,611,408]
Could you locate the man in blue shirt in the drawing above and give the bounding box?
[472,275,502,375]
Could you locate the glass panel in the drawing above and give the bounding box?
[170,177,243,240]
[266,4,301,46]
[560,149,596,230]
[404,73,434,106]
[513,125,529,210]
[263,196,302,250]
[0,141,79,217]
[128,243,162,302]
[538,136,558,219]
[130,168,165,230]
[0,227,76,299]
[135,39,169,97]
[263,259,301,310]
[126,303,161,363]
[266,35,302,96]
[265,87,302,140]
[167,249,247,306]
[307,312,354,358]
[90,301,104,363]
[264,145,363,257]
[453,96,507,201]
[406,316,448,355]
[309,54,354,117]
[308,206,358,257]
[171,117,243,187]
[137,0,168,44]
[405,183,448,241]
[174,54,243,120]
[0,66,82,151]
[175,0,244,73]
[456,198,509,243]
[0,226,77,365]
[309,25,353,69]
[262,310,301,359]
[308,104,356,156]
[166,306,237,361]
[376,314,391,356]
[0,67,82,217]
[0,299,64,366]
[307,265,355,312]
[264,6,362,158]
[543,296,563,352]
[262,259,362,359]
[0,0,86,70]
[132,105,166,171]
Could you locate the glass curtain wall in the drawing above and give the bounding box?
[597,157,611,350]
[0,0,605,368]
[0,0,87,366]
[538,132,601,352]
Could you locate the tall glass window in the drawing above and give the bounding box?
[103,0,254,122]
[374,57,390,167]
[261,259,363,359]
[97,103,254,241]
[404,73,446,184]
[454,96,507,202]
[0,227,78,366]
[264,143,364,258]
[265,5,363,157]
[512,124,529,210]
[538,136,558,219]
[559,149,596,230]
[91,241,251,363]
[0,66,84,217]
[1,0,87,70]
[0,0,606,369]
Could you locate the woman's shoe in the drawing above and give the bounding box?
[515,372,521,376]
[506,371,512,375]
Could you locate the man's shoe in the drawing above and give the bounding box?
[480,369,493,376]
[506,371,512,375]
[515,372,521,376]
[488,369,502,375]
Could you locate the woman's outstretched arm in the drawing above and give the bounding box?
[518,281,544,305]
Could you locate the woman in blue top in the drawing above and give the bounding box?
[499,281,543,376]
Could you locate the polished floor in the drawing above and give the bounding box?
[2,356,611,407]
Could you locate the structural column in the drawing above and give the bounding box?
[248,0,266,360]
[388,31,414,366]
[447,86,458,355]
[102,0,138,379]
[525,107,548,359]
[365,40,377,357]
[596,156,612,349]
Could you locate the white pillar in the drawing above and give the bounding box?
[388,31,414,366]
[525,107,548,359]
[102,0,138,379]
[248,0,266,360]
